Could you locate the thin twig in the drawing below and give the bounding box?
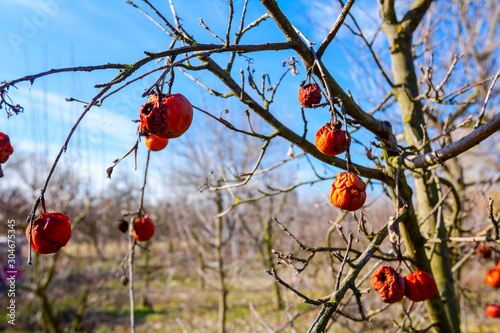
[334,234,354,292]
[106,138,140,179]
[138,150,151,217]
[225,0,234,47]
[316,0,356,58]
[25,85,111,265]
[0,64,124,92]
[200,18,225,43]
[140,0,190,43]
[435,55,463,92]
[419,187,452,226]
[474,69,500,129]
[126,0,173,36]
[265,269,322,305]
[203,139,272,191]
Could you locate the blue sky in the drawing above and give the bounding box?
[0,0,386,201]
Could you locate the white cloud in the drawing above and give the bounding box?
[0,87,143,192]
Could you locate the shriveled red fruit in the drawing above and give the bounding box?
[315,121,351,156]
[26,212,72,254]
[486,303,500,318]
[477,244,492,259]
[330,172,367,211]
[131,215,155,241]
[404,270,438,302]
[0,132,14,163]
[298,83,322,108]
[372,266,406,303]
[139,93,193,139]
[145,134,169,151]
[485,267,500,288]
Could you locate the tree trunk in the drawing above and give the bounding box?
[382,20,461,332]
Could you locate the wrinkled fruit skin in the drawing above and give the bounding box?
[315,122,351,156]
[404,270,438,302]
[372,266,406,303]
[477,244,491,259]
[330,172,367,211]
[486,303,500,318]
[26,212,72,254]
[145,134,169,151]
[140,93,193,139]
[0,132,14,163]
[131,215,155,242]
[485,267,500,288]
[298,83,322,108]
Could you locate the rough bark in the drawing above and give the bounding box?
[381,1,461,331]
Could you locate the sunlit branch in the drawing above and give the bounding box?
[401,0,434,33]
[95,42,295,89]
[168,0,182,32]
[99,66,167,103]
[225,0,234,46]
[106,138,140,179]
[199,18,225,43]
[435,54,463,93]
[441,76,493,101]
[203,139,272,192]
[425,115,473,145]
[316,0,356,59]
[126,0,173,37]
[179,68,234,98]
[227,9,271,73]
[474,69,500,129]
[418,187,452,226]
[403,111,500,169]
[252,152,306,176]
[339,0,394,88]
[426,236,499,244]
[192,105,273,139]
[140,0,190,43]
[0,64,125,91]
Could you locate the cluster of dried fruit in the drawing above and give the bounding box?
[116,216,155,242]
[128,93,194,240]
[139,93,193,152]
[299,84,366,212]
[25,93,193,255]
[372,266,437,303]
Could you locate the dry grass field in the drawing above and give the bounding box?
[1,238,499,333]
